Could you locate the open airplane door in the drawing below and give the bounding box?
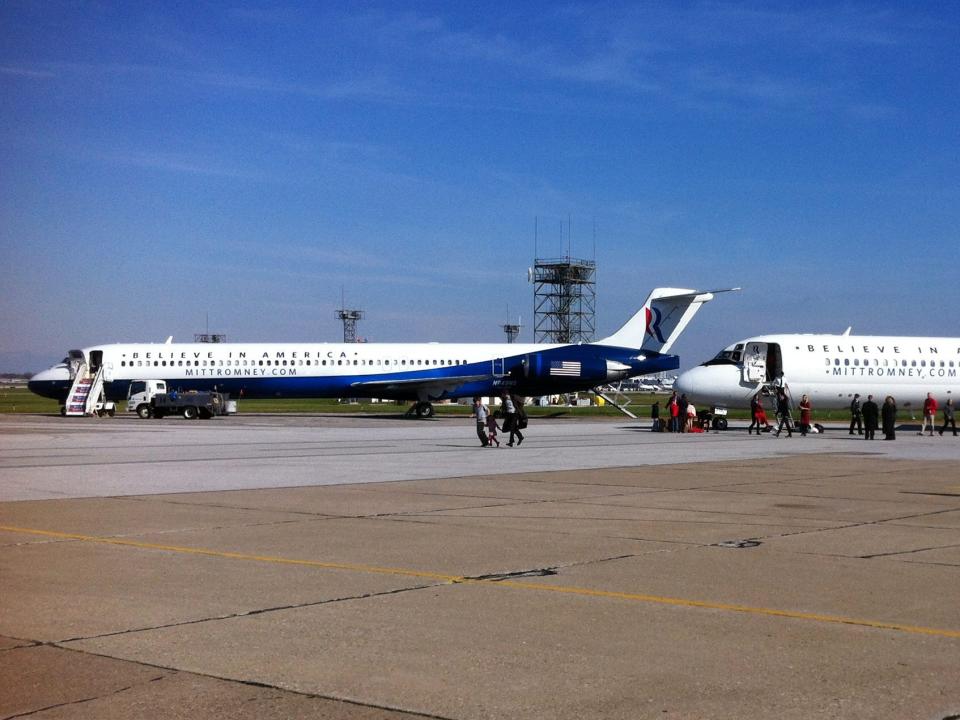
[743,342,767,383]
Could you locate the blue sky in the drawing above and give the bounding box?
[2,2,958,373]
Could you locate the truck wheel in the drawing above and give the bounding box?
[712,417,728,430]
[137,405,152,419]
[183,406,198,419]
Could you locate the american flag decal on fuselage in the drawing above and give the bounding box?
[550,360,582,377]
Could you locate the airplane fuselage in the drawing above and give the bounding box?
[29,340,676,404]
[676,334,960,410]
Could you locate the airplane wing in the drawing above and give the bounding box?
[350,374,491,401]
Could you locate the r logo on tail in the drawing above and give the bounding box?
[645,307,666,344]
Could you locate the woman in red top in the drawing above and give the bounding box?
[799,394,812,436]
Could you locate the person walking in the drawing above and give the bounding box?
[798,394,812,436]
[485,412,501,447]
[472,397,490,447]
[503,393,525,447]
[882,396,897,440]
[861,394,879,441]
[939,398,957,437]
[774,388,793,437]
[849,393,863,435]
[920,392,938,436]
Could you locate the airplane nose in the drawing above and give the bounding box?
[676,364,751,406]
[676,365,723,402]
[28,366,70,399]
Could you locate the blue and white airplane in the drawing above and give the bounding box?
[29,287,726,417]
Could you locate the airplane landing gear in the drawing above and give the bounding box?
[406,401,435,419]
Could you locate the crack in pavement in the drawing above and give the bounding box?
[56,583,441,645]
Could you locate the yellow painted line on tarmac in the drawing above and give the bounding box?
[4,524,959,640]
[0,525,464,583]
[473,579,960,639]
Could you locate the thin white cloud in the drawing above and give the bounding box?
[0,65,56,78]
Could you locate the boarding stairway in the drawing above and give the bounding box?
[594,385,638,419]
[64,363,106,416]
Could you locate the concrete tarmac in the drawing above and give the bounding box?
[1,413,958,719]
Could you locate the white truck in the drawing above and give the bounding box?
[126,380,237,419]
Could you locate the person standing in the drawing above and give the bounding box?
[748,393,763,435]
[472,397,490,447]
[668,392,679,432]
[939,398,957,437]
[650,401,661,432]
[849,393,863,435]
[798,394,812,436]
[882,396,897,440]
[919,392,938,436]
[861,394,879,441]
[678,393,689,433]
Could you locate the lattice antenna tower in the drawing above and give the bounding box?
[531,217,596,344]
[337,308,364,343]
[336,289,364,343]
[195,313,226,342]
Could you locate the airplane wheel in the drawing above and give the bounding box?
[183,406,198,420]
[107,409,115,417]
[416,402,434,419]
[137,405,151,419]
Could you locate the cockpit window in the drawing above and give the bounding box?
[702,349,740,366]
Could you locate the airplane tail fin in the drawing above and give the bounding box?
[597,287,739,353]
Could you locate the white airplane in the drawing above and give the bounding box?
[29,287,729,417]
[676,331,960,419]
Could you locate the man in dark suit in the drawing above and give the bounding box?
[861,394,879,441]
